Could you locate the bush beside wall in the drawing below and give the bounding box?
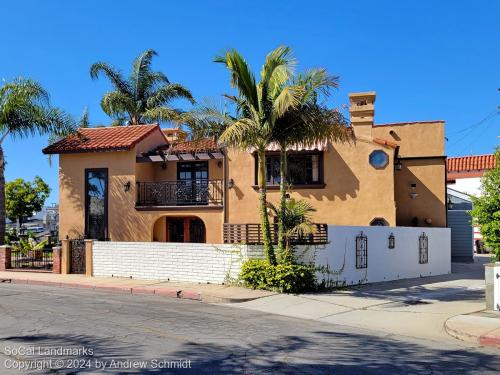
[240,259,316,293]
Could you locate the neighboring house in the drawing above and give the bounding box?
[447,154,496,196]
[447,154,496,244]
[43,91,447,243]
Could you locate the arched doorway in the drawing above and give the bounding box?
[153,216,206,243]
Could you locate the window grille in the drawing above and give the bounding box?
[356,231,368,269]
[419,232,428,264]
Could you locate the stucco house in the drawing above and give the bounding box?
[43,91,447,244]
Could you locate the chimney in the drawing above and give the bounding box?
[349,91,376,137]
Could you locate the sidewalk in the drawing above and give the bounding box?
[0,271,274,303]
[232,256,497,348]
[445,310,500,348]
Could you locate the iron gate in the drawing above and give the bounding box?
[70,239,86,274]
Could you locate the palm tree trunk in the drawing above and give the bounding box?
[257,148,275,265]
[277,147,287,261]
[0,145,6,246]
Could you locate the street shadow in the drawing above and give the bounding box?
[2,330,499,374]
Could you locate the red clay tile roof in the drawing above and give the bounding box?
[43,124,162,154]
[158,138,220,154]
[447,154,496,172]
[372,137,398,149]
[373,120,445,127]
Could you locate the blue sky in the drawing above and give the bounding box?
[1,0,499,204]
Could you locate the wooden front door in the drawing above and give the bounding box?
[166,218,205,243]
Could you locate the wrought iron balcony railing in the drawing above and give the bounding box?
[137,179,223,207]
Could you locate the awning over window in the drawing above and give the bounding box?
[250,141,328,153]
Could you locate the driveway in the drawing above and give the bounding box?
[231,256,490,343]
[0,281,498,374]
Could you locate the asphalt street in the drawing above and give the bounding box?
[0,283,498,374]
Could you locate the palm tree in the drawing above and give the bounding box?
[90,49,195,126]
[267,198,316,264]
[0,78,74,245]
[214,46,305,265]
[271,69,351,257]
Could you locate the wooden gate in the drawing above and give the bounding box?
[70,239,86,274]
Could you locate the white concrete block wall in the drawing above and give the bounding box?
[299,226,451,287]
[92,242,264,284]
[92,226,450,286]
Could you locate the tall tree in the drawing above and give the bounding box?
[214,46,305,265]
[470,148,500,261]
[6,177,50,229]
[0,78,74,244]
[90,49,195,125]
[271,69,351,259]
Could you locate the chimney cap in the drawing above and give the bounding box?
[349,91,376,101]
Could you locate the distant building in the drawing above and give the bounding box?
[447,154,496,245]
[447,154,496,197]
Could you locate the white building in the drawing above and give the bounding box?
[447,154,496,243]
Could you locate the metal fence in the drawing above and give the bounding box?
[10,248,53,271]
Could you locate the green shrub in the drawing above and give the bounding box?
[240,259,316,293]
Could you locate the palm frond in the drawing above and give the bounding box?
[89,62,131,96]
[182,99,233,140]
[100,91,134,118]
[272,85,304,118]
[147,83,195,108]
[218,117,259,148]
[215,49,259,110]
[142,107,180,123]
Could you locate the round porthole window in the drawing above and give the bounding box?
[369,150,389,169]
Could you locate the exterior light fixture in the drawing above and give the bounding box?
[395,159,402,171]
[409,183,418,199]
[227,178,235,189]
[447,196,454,210]
[123,181,131,192]
[388,233,395,249]
[217,160,223,168]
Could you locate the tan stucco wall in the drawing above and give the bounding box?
[58,120,447,243]
[226,141,397,227]
[371,122,445,157]
[394,158,446,227]
[59,136,223,243]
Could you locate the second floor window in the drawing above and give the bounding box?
[264,153,321,185]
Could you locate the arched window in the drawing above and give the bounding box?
[370,218,389,226]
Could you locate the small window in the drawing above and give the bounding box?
[369,150,389,169]
[370,218,389,226]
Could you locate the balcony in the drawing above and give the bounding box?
[223,223,328,245]
[136,179,223,209]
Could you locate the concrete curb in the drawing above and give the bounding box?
[0,277,263,304]
[445,314,500,349]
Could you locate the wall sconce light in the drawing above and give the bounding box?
[447,196,454,210]
[227,178,234,189]
[409,183,418,199]
[123,181,131,192]
[395,159,402,171]
[388,233,395,249]
[161,162,167,170]
[425,218,433,225]
[217,160,223,168]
